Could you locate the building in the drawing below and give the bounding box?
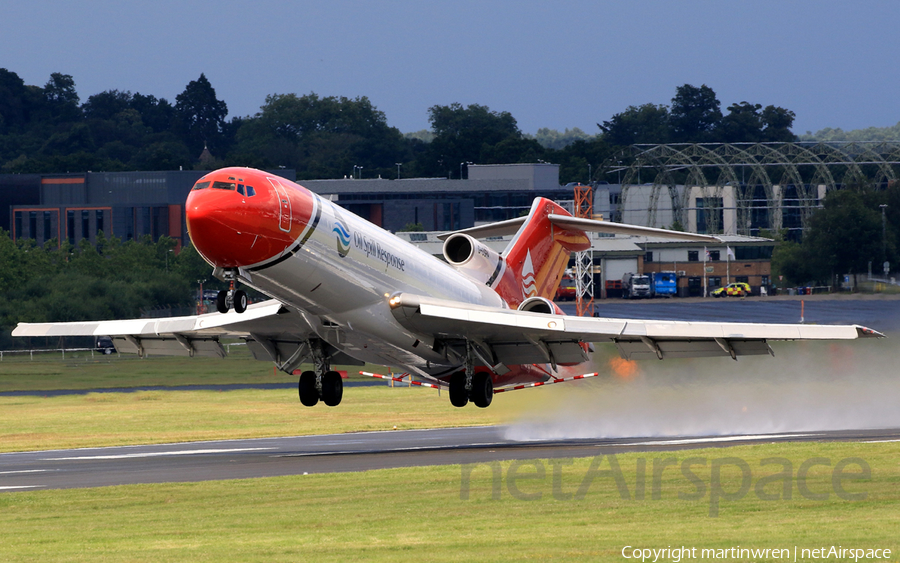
[301,163,569,232]
[9,170,295,248]
[639,235,774,297]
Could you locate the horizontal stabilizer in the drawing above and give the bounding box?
[439,214,721,243]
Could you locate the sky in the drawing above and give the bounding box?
[2,1,899,137]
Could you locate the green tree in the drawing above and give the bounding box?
[760,105,797,141]
[801,189,883,283]
[531,127,592,150]
[130,93,175,133]
[599,103,671,146]
[233,92,405,179]
[424,103,523,176]
[0,68,40,133]
[670,84,722,143]
[175,73,228,156]
[719,102,765,142]
[42,72,81,124]
[548,137,614,184]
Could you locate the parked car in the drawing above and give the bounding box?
[95,335,115,354]
[712,282,751,298]
[556,275,577,301]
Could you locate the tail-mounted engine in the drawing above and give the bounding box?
[442,233,505,287]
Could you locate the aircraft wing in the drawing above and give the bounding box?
[389,294,884,366]
[11,300,316,362]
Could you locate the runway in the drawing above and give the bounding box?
[2,426,898,492]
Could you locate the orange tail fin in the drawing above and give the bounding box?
[495,198,590,307]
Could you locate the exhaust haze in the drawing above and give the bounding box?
[504,338,900,441]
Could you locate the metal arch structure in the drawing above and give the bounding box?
[616,142,900,237]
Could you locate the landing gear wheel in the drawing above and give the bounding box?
[449,371,468,408]
[233,290,248,313]
[216,290,228,313]
[298,371,318,407]
[470,371,493,408]
[321,371,343,407]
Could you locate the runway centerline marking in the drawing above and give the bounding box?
[622,433,817,446]
[0,486,41,490]
[0,470,49,475]
[41,447,275,461]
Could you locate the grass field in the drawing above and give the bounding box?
[0,387,513,453]
[0,345,378,392]
[0,441,897,562]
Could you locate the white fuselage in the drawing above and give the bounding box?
[237,194,504,372]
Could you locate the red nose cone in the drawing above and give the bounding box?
[185,169,313,269]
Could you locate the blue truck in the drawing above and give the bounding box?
[652,271,677,297]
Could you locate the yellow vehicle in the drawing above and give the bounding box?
[712,282,751,297]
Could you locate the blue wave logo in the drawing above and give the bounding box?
[333,216,351,257]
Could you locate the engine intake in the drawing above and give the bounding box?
[442,233,505,286]
[517,296,563,315]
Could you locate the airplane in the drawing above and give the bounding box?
[12,167,884,408]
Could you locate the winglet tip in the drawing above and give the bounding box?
[856,325,886,338]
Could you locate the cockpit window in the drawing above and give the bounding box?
[246,185,256,196]
[192,181,211,191]
[211,181,237,191]
[237,184,256,197]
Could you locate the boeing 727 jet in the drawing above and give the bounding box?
[13,167,883,408]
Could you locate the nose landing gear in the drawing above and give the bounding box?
[215,289,247,314]
[215,270,247,314]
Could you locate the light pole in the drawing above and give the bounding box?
[395,163,402,179]
[588,163,591,184]
[880,204,888,263]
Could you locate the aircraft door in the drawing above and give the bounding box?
[267,177,292,232]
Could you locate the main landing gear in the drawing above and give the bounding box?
[449,371,493,408]
[215,270,247,314]
[448,341,494,408]
[297,339,343,407]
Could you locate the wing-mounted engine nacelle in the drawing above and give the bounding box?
[442,233,505,286]
[517,296,565,315]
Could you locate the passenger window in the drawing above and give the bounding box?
[192,181,211,191]
[211,181,237,190]
[246,185,256,197]
[237,184,245,196]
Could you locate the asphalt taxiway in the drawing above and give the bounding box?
[2,426,899,492]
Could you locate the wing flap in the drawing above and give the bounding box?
[113,336,227,358]
[614,338,772,361]
[493,341,589,365]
